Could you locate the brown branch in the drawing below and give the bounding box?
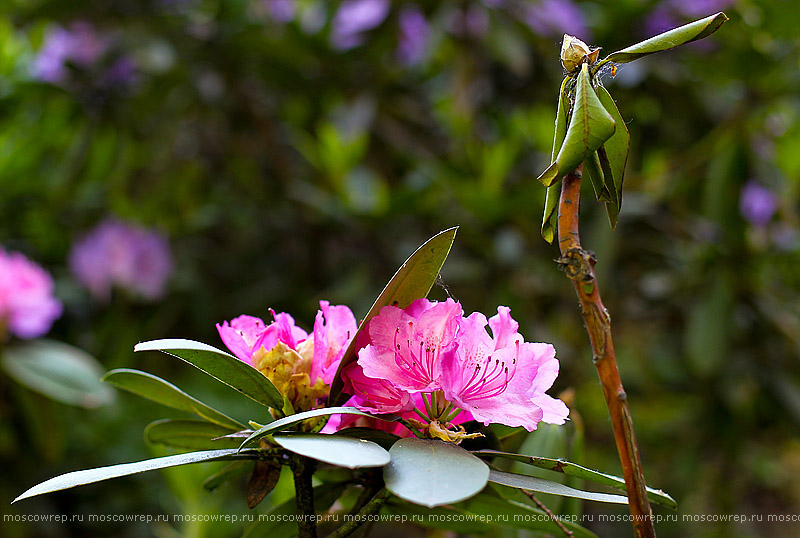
[520,489,573,537]
[290,454,318,538]
[556,164,656,538]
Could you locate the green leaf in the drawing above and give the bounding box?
[584,150,612,202]
[144,419,241,450]
[465,493,600,538]
[240,407,391,448]
[541,77,570,244]
[13,449,258,503]
[202,461,253,491]
[489,469,627,504]
[273,433,390,468]
[103,368,245,430]
[384,438,490,508]
[595,84,629,229]
[333,427,401,450]
[1,340,114,408]
[537,64,616,187]
[134,339,283,410]
[328,227,457,406]
[473,449,677,509]
[597,12,729,68]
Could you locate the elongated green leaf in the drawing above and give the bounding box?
[537,64,615,187]
[597,12,729,68]
[134,339,283,410]
[489,469,627,504]
[542,77,570,243]
[240,406,391,448]
[384,438,490,508]
[465,493,599,538]
[273,433,390,468]
[584,150,611,202]
[13,449,258,503]
[145,419,240,450]
[329,227,457,406]
[473,449,676,509]
[103,368,245,430]
[1,340,114,408]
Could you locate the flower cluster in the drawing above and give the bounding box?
[343,298,569,439]
[0,248,63,340]
[69,219,173,302]
[218,298,568,439]
[217,302,357,413]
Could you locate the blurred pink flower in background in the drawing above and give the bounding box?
[0,248,63,339]
[740,181,778,227]
[397,5,430,65]
[69,219,173,302]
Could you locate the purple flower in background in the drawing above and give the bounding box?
[32,22,109,84]
[644,4,681,37]
[740,181,778,227]
[0,248,62,339]
[524,0,589,40]
[69,219,173,302]
[264,0,297,23]
[669,0,732,18]
[448,5,490,38]
[397,5,430,65]
[330,0,390,50]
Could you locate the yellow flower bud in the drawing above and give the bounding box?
[560,34,598,73]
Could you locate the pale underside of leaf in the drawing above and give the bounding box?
[489,469,628,504]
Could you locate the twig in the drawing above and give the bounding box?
[519,489,573,537]
[324,489,392,538]
[290,454,318,538]
[556,164,656,538]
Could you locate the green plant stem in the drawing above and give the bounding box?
[324,489,392,538]
[290,454,317,538]
[557,164,656,538]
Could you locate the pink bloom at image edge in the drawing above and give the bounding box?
[69,219,173,302]
[0,248,62,339]
[353,298,569,431]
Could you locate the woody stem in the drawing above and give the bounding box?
[557,164,656,538]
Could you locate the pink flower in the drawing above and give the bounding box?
[352,299,568,434]
[441,307,568,430]
[310,301,358,385]
[217,311,308,364]
[357,298,462,393]
[0,248,63,339]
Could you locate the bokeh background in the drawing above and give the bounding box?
[1,0,799,537]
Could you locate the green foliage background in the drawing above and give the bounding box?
[1,1,799,536]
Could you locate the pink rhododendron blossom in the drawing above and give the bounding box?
[0,248,63,339]
[217,311,308,365]
[351,299,568,435]
[358,298,462,393]
[311,301,358,385]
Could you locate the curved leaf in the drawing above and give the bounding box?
[134,339,283,410]
[145,419,240,450]
[273,433,390,468]
[1,340,114,408]
[240,406,392,448]
[541,77,570,243]
[537,64,615,187]
[596,84,630,229]
[103,368,244,430]
[584,150,611,202]
[202,461,253,491]
[384,438,490,508]
[473,449,676,509]
[598,12,729,68]
[489,469,627,504]
[13,449,258,503]
[329,227,457,406]
[333,427,401,450]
